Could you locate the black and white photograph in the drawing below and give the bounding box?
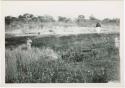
[2,1,123,84]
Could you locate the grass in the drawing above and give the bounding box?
[5,33,120,83]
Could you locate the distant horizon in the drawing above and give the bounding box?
[5,13,120,21]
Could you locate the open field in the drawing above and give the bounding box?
[5,26,119,37]
[5,33,120,83]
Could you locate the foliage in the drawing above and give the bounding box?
[5,13,120,31]
[89,15,100,21]
[102,18,120,26]
[58,16,71,23]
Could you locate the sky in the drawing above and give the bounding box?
[2,1,123,20]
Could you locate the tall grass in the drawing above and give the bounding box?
[5,33,120,83]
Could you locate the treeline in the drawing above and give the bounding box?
[5,13,120,31]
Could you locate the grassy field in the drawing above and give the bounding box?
[5,33,120,83]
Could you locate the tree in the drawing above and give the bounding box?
[58,16,71,23]
[102,18,110,22]
[43,15,55,22]
[58,16,66,22]
[18,13,34,23]
[5,16,12,25]
[102,18,120,25]
[89,15,99,21]
[37,15,55,22]
[77,15,85,23]
[5,16,18,25]
[23,13,34,19]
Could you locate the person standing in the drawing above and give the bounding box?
[26,38,32,50]
[96,22,101,34]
